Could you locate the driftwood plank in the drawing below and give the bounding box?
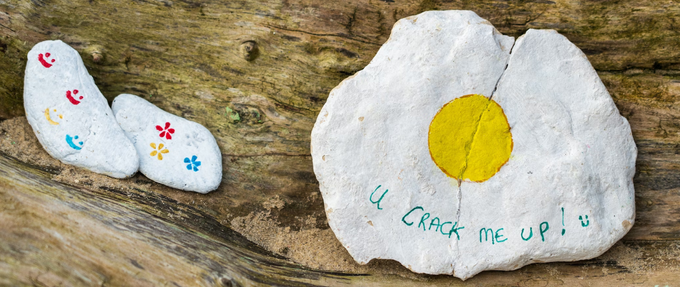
[0,154,364,286]
[0,153,678,286]
[0,0,679,285]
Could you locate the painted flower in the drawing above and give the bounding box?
[150,142,169,160]
[156,122,175,140]
[184,155,201,172]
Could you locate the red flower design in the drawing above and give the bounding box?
[155,122,175,140]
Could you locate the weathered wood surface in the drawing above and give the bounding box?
[1,154,678,286]
[0,0,679,285]
[0,154,352,286]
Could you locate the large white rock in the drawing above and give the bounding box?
[310,11,636,280]
[112,94,222,193]
[24,40,139,178]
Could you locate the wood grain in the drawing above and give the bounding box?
[0,0,678,285]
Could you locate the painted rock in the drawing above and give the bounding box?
[23,40,139,178]
[112,94,222,193]
[310,11,636,280]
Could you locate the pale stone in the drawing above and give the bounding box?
[310,11,636,280]
[112,94,222,193]
[23,40,139,178]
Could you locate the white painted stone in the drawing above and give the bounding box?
[24,40,139,178]
[310,11,636,280]
[112,94,222,193]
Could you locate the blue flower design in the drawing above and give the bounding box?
[184,155,201,172]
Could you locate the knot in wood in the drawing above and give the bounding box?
[239,41,259,61]
[84,45,105,64]
[91,51,103,63]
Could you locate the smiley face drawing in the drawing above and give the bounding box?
[38,52,56,68]
[66,89,83,105]
[44,108,63,125]
[65,134,84,150]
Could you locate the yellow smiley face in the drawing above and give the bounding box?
[428,94,513,183]
[44,108,64,125]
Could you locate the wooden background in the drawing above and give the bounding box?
[0,0,679,285]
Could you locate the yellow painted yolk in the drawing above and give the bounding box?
[428,94,513,183]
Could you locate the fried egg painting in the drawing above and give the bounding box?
[310,11,636,280]
[428,94,513,183]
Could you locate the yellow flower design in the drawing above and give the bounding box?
[150,142,169,160]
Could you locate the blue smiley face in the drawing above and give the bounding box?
[65,134,84,150]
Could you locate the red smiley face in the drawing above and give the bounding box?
[66,90,83,105]
[38,52,56,68]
